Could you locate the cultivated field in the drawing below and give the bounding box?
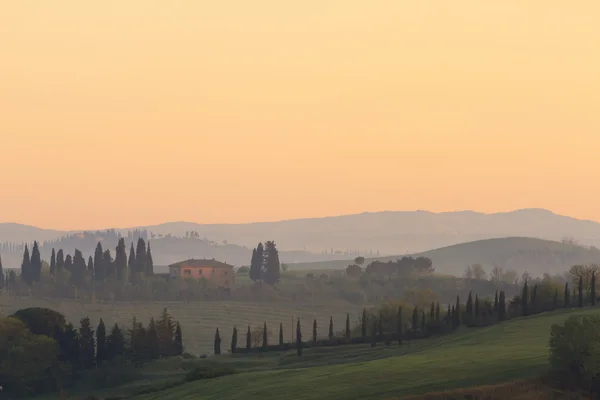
[0,296,356,355]
[126,307,600,400]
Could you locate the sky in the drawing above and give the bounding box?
[1,1,599,230]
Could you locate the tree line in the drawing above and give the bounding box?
[0,307,183,398]
[221,271,599,356]
[0,237,154,292]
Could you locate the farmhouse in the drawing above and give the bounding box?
[168,258,235,289]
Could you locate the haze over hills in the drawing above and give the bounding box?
[2,208,600,270]
[289,237,600,278]
[116,208,600,253]
[5,207,600,251]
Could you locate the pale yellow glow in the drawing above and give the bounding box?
[1,1,599,230]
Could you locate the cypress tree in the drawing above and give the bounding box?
[64,254,72,271]
[296,319,302,356]
[103,249,114,278]
[56,249,65,272]
[531,284,538,314]
[231,326,238,353]
[446,305,451,325]
[115,238,128,281]
[71,249,87,285]
[214,327,221,355]
[421,311,426,332]
[578,276,584,308]
[371,320,377,347]
[263,241,281,285]
[592,272,597,306]
[466,292,473,324]
[521,280,529,316]
[157,308,175,356]
[250,243,264,282]
[435,302,440,321]
[361,308,367,339]
[94,243,105,282]
[79,317,96,369]
[135,238,147,275]
[412,307,418,331]
[87,256,94,276]
[499,291,506,321]
[96,318,107,365]
[174,322,183,355]
[279,323,284,346]
[147,318,159,360]
[50,248,56,276]
[313,319,318,344]
[107,323,126,361]
[262,322,268,349]
[21,244,31,285]
[454,295,461,327]
[474,295,480,322]
[128,242,136,283]
[494,291,499,314]
[0,256,4,291]
[146,242,154,276]
[246,326,252,349]
[345,313,351,339]
[30,241,42,283]
[397,306,403,344]
[328,316,334,340]
[553,289,558,310]
[451,305,456,328]
[430,302,435,320]
[564,282,570,307]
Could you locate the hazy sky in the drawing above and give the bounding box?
[1,1,599,230]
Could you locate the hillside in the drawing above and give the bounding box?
[3,208,600,267]
[3,208,600,256]
[288,237,600,277]
[122,307,600,400]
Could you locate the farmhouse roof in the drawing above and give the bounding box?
[168,258,234,269]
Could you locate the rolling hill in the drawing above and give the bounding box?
[288,237,600,277]
[81,307,600,400]
[3,208,600,268]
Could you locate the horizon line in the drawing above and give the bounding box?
[2,207,597,233]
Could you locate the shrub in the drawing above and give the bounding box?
[184,365,236,382]
[549,315,600,391]
[11,307,66,337]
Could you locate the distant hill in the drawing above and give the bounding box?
[116,208,600,254]
[2,208,600,267]
[287,237,600,277]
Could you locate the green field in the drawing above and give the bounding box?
[0,296,355,355]
[122,307,600,400]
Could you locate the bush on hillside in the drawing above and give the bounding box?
[549,315,600,391]
[11,307,67,336]
[184,365,236,382]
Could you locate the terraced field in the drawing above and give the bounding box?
[0,296,356,355]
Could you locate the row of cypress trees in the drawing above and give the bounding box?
[9,237,155,288]
[214,289,513,356]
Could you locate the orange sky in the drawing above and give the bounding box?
[1,1,599,230]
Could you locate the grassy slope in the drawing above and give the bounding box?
[287,237,600,276]
[0,296,354,356]
[131,307,600,400]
